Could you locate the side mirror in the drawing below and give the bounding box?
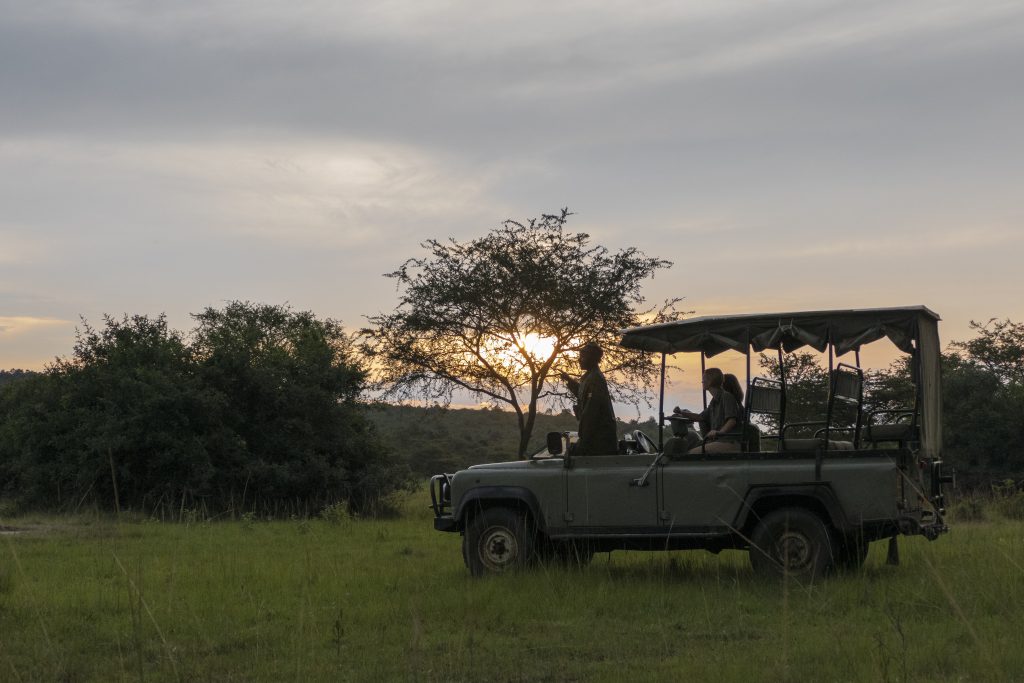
[546,431,563,456]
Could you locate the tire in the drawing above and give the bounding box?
[464,507,535,577]
[749,507,834,581]
[833,533,869,571]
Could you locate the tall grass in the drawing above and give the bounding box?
[1,490,1022,682]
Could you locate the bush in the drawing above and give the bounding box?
[949,496,988,523]
[990,480,1024,520]
[0,305,416,516]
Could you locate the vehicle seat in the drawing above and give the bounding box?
[782,436,854,451]
[863,410,918,448]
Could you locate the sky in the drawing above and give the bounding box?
[2,0,1023,408]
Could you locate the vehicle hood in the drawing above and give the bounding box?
[466,460,532,471]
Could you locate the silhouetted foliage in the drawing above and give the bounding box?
[0,369,37,388]
[0,304,414,515]
[950,318,1024,385]
[362,209,680,457]
[191,302,412,513]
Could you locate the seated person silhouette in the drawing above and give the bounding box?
[671,367,742,454]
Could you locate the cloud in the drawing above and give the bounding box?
[3,0,1022,152]
[0,316,71,336]
[0,229,54,265]
[1,0,1022,371]
[0,135,516,250]
[747,225,1023,261]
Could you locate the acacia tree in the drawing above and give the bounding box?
[362,209,678,457]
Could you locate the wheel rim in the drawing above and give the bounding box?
[773,530,814,572]
[478,525,519,571]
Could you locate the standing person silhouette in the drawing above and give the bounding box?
[560,342,618,456]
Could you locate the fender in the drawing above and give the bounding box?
[455,486,547,531]
[734,484,851,533]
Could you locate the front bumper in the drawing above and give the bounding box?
[430,474,458,532]
[434,515,458,532]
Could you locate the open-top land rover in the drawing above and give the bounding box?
[430,307,952,579]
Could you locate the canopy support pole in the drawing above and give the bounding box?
[701,352,707,411]
[777,348,786,443]
[826,343,835,445]
[854,348,864,448]
[658,352,666,452]
[745,340,751,399]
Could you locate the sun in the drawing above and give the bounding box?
[520,332,556,361]
[478,332,558,371]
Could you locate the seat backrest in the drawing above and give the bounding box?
[748,377,783,416]
[832,364,862,405]
[746,377,784,448]
[825,363,864,447]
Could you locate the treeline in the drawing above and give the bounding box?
[0,303,414,516]
[2,311,1021,514]
[0,369,36,388]
[366,404,658,476]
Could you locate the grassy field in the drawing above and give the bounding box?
[2,492,1023,682]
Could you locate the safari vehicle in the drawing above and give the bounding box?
[430,307,952,579]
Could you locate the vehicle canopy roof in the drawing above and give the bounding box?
[618,306,943,458]
[618,305,939,357]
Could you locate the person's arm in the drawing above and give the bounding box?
[672,406,703,421]
[706,417,737,441]
[560,372,580,397]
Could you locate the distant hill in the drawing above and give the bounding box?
[365,403,659,476]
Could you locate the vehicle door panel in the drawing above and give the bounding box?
[565,455,658,530]
[659,459,747,531]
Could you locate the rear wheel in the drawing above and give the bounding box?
[464,507,535,577]
[749,508,834,581]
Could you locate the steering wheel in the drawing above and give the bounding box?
[633,430,658,454]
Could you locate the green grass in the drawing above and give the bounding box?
[2,493,1023,682]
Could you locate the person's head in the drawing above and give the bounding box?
[578,342,603,371]
[723,373,744,405]
[702,367,724,392]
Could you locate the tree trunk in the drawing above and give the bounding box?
[517,396,540,458]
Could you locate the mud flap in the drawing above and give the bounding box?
[886,536,900,566]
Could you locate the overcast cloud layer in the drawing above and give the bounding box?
[2,0,1022,386]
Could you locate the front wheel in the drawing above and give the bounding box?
[749,508,834,581]
[464,507,535,577]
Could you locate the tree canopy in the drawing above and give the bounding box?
[949,318,1024,385]
[362,209,677,456]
